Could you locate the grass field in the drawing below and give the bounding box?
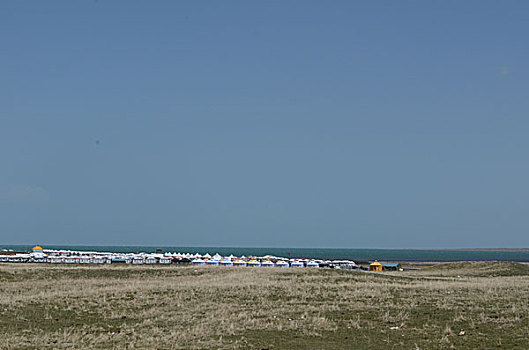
[1,262,529,349]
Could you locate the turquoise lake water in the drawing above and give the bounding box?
[3,245,529,262]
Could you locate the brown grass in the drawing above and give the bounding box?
[1,262,529,349]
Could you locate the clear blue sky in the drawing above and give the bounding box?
[1,1,528,248]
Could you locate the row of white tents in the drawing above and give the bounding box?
[0,251,176,264]
[191,258,321,268]
[0,249,358,269]
[0,254,168,264]
[0,255,323,268]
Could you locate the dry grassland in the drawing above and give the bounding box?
[1,261,529,349]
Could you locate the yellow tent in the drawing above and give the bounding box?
[369,260,382,272]
[32,245,43,252]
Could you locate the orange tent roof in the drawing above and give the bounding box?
[32,245,43,250]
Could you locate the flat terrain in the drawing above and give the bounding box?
[1,262,529,349]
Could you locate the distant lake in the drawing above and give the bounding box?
[3,245,529,262]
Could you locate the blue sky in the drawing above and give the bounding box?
[1,1,528,248]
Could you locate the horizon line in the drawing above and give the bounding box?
[2,243,529,251]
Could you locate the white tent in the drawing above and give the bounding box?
[307,261,319,268]
[234,260,247,267]
[291,261,304,268]
[206,260,219,266]
[52,256,64,264]
[145,256,157,264]
[276,261,289,268]
[132,257,144,264]
[159,257,172,264]
[261,261,275,268]
[192,258,205,266]
[221,260,233,267]
[248,260,261,267]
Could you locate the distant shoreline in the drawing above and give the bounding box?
[433,248,529,252]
